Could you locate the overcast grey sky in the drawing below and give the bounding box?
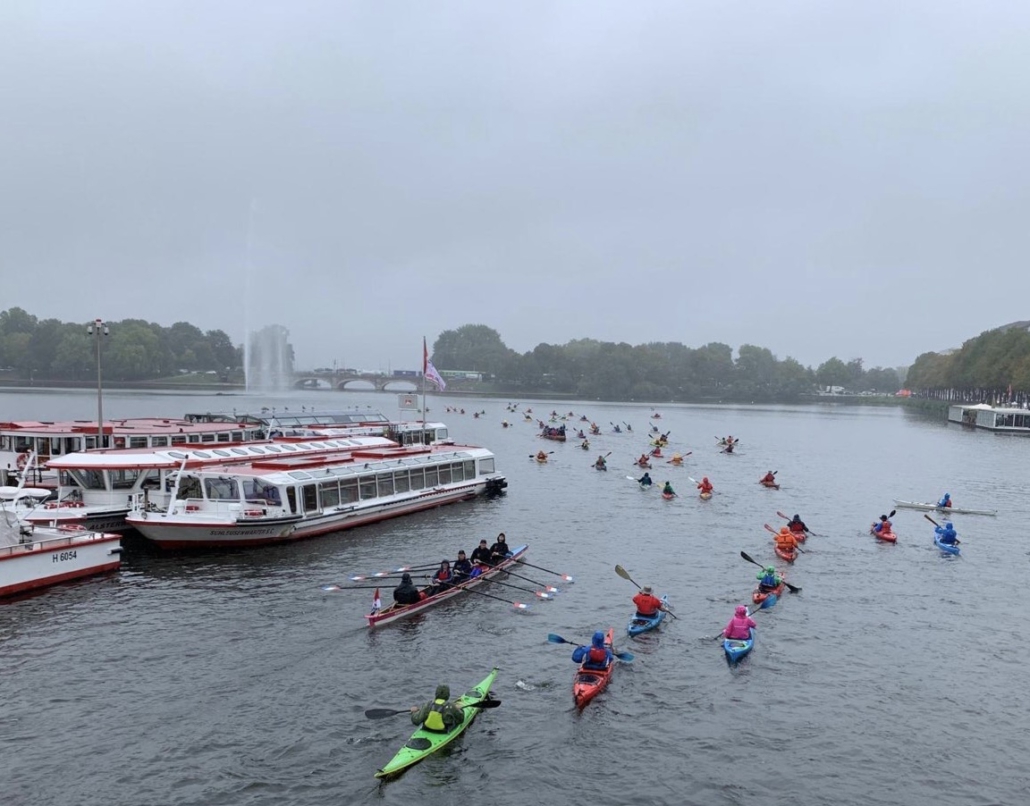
[2,1,1028,372]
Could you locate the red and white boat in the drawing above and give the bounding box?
[0,499,121,598]
[118,436,507,549]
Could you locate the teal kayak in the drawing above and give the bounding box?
[627,594,668,636]
[375,668,499,779]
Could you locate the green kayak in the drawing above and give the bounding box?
[374,668,499,779]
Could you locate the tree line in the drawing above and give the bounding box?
[906,323,1030,396]
[432,324,903,401]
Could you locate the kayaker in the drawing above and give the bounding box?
[935,522,960,545]
[774,527,799,553]
[938,493,952,509]
[393,573,422,605]
[428,561,454,596]
[452,550,472,582]
[410,685,464,733]
[722,605,757,640]
[669,453,683,465]
[638,453,651,467]
[637,472,653,487]
[595,455,608,470]
[489,533,511,564]
[662,481,676,496]
[535,450,548,462]
[756,566,782,592]
[697,477,714,495]
[787,514,808,535]
[471,539,492,566]
[873,514,892,534]
[577,431,586,439]
[633,584,663,617]
[581,439,590,449]
[572,631,612,670]
[760,471,776,485]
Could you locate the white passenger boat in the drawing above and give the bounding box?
[119,437,507,549]
[892,499,997,517]
[366,544,528,628]
[947,403,1030,433]
[0,497,122,598]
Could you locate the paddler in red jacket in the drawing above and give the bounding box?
[632,585,663,617]
[697,477,714,495]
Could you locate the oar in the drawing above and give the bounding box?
[776,511,821,537]
[763,523,807,553]
[364,700,502,719]
[501,567,560,592]
[740,550,801,593]
[515,560,574,582]
[459,584,533,611]
[546,633,634,662]
[322,579,429,591]
[347,566,437,582]
[614,565,678,618]
[486,577,557,599]
[528,451,555,458]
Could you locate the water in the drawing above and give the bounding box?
[1,389,1027,806]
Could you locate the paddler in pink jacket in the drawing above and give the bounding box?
[723,605,757,640]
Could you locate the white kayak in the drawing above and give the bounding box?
[893,499,997,517]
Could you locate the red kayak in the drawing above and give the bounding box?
[870,524,898,543]
[788,528,806,543]
[774,544,797,563]
[760,480,780,490]
[573,627,615,708]
[752,580,785,608]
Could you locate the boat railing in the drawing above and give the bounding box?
[0,527,109,557]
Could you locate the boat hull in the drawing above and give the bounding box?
[760,481,780,490]
[0,527,121,598]
[774,545,796,563]
[870,524,898,543]
[934,534,961,555]
[724,628,755,663]
[375,668,498,779]
[367,546,528,627]
[24,505,131,534]
[752,581,785,609]
[627,595,668,636]
[699,491,712,501]
[893,500,996,517]
[573,627,614,708]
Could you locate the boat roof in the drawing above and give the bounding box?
[0,417,264,437]
[186,409,393,427]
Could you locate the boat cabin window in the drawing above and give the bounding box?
[320,480,340,508]
[377,473,394,496]
[85,436,98,450]
[176,476,203,500]
[129,437,148,449]
[302,484,318,512]
[67,469,107,490]
[151,437,169,447]
[286,486,297,514]
[359,477,376,500]
[243,480,281,505]
[463,460,474,479]
[231,432,244,442]
[480,457,495,474]
[204,477,241,501]
[394,471,410,494]
[424,467,438,487]
[218,432,231,442]
[408,468,425,490]
[340,479,359,504]
[188,435,201,443]
[171,436,187,445]
[110,468,142,489]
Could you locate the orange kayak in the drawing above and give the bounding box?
[573,627,614,708]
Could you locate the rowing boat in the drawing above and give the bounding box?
[374,668,498,779]
[573,627,615,708]
[723,628,755,663]
[934,534,961,556]
[627,595,668,636]
[893,499,996,517]
[366,545,528,627]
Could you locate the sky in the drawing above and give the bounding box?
[2,1,1029,373]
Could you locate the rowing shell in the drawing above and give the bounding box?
[892,500,997,517]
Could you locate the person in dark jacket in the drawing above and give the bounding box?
[489,533,511,564]
[572,631,612,670]
[393,573,421,605]
[452,550,472,582]
[411,685,464,733]
[471,539,492,566]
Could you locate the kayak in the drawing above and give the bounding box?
[628,594,668,636]
[752,580,785,609]
[893,499,996,517]
[594,463,607,471]
[723,628,755,663]
[934,534,961,555]
[635,461,652,469]
[870,524,898,543]
[661,491,675,500]
[760,480,780,490]
[699,491,712,501]
[789,528,807,543]
[534,456,548,463]
[774,545,797,563]
[573,627,615,708]
[375,668,499,779]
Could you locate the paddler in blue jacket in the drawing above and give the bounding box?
[452,550,472,582]
[935,522,960,545]
[572,631,612,670]
[410,685,464,733]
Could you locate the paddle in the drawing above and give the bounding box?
[740,550,801,593]
[593,451,612,468]
[872,509,897,534]
[364,700,502,719]
[546,633,634,662]
[665,451,692,463]
[614,565,678,618]
[528,451,555,458]
[776,511,821,537]
[516,560,575,582]
[763,523,806,553]
[924,513,961,543]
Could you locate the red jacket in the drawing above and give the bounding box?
[633,591,663,616]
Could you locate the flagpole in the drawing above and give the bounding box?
[421,337,427,445]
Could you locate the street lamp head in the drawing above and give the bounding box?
[86,319,109,336]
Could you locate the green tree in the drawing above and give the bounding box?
[433,324,514,375]
[816,357,850,388]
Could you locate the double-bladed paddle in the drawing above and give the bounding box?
[739,550,801,593]
[546,633,634,662]
[614,565,678,618]
[763,523,806,553]
[776,511,821,537]
[364,700,502,719]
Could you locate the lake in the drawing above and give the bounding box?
[1,388,1026,806]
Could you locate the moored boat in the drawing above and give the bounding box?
[893,499,996,517]
[723,628,755,663]
[573,627,615,708]
[366,546,528,627]
[752,580,785,609]
[120,437,506,549]
[627,595,668,636]
[870,524,898,543]
[374,668,499,779]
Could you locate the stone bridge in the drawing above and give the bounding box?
[292,372,421,392]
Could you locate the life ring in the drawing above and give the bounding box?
[16,453,29,470]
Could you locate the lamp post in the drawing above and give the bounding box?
[87,318,109,447]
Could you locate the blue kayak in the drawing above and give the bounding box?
[934,534,961,555]
[723,628,755,663]
[627,594,668,636]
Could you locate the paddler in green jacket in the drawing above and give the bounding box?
[411,685,464,733]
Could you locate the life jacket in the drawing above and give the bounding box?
[881,520,892,532]
[789,521,805,533]
[587,646,608,665]
[424,699,450,731]
[775,531,794,547]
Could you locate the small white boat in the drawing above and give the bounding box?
[892,499,997,517]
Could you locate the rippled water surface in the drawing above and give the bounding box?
[2,389,1028,806]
